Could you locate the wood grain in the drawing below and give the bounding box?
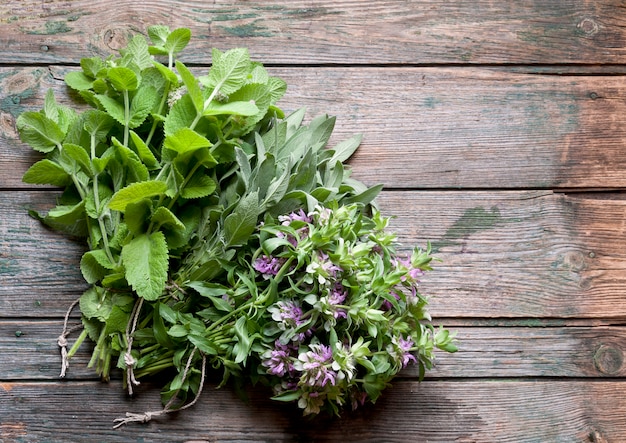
[3,190,625,318]
[2,66,626,190]
[1,1,625,65]
[3,321,625,381]
[0,380,623,442]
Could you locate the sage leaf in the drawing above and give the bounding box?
[223,191,259,247]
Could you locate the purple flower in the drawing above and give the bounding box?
[392,335,417,368]
[278,208,313,225]
[328,283,348,319]
[253,255,286,278]
[269,300,304,329]
[296,344,338,387]
[393,256,424,282]
[262,340,295,377]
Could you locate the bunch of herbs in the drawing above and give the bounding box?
[18,26,456,425]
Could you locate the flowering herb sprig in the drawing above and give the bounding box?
[17,26,456,426]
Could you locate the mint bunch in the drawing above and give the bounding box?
[18,26,455,425]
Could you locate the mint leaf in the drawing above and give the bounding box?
[120,35,153,70]
[163,128,212,155]
[203,100,259,117]
[176,61,203,113]
[152,206,185,231]
[65,71,95,91]
[83,110,114,143]
[204,47,250,97]
[129,130,159,169]
[108,180,167,212]
[80,249,115,284]
[95,94,126,125]
[147,25,170,49]
[16,112,64,153]
[22,159,71,186]
[63,143,93,176]
[129,85,157,128]
[165,28,191,56]
[121,231,169,301]
[107,67,139,92]
[180,174,216,199]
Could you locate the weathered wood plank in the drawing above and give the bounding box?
[381,190,626,318]
[1,1,625,65]
[0,380,623,442]
[2,66,626,190]
[3,321,625,380]
[2,190,626,318]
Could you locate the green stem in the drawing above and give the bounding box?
[123,90,130,147]
[66,329,89,359]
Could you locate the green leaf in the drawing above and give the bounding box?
[80,56,105,79]
[108,180,167,212]
[65,71,95,91]
[95,94,126,125]
[176,61,203,113]
[163,127,212,155]
[203,100,259,117]
[180,173,216,199]
[152,206,185,231]
[204,47,250,96]
[129,85,157,128]
[121,231,169,301]
[129,130,159,169]
[153,304,176,349]
[43,89,59,123]
[165,28,191,55]
[124,199,152,235]
[104,305,131,335]
[188,334,218,355]
[79,287,112,322]
[22,159,71,186]
[111,137,150,183]
[107,67,139,92]
[223,191,259,247]
[271,390,302,402]
[147,25,170,48]
[41,201,87,236]
[164,95,199,136]
[343,183,384,206]
[80,249,115,284]
[120,34,153,70]
[233,316,251,364]
[330,134,362,164]
[63,143,93,176]
[83,110,114,143]
[16,111,64,153]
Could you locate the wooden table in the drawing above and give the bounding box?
[2,1,626,441]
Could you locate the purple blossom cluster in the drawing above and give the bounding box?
[391,335,417,368]
[253,255,286,279]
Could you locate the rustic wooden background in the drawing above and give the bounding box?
[2,1,626,442]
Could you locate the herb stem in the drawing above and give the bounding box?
[66,329,88,359]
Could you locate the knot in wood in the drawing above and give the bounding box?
[577,17,599,36]
[593,345,623,375]
[103,28,131,51]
